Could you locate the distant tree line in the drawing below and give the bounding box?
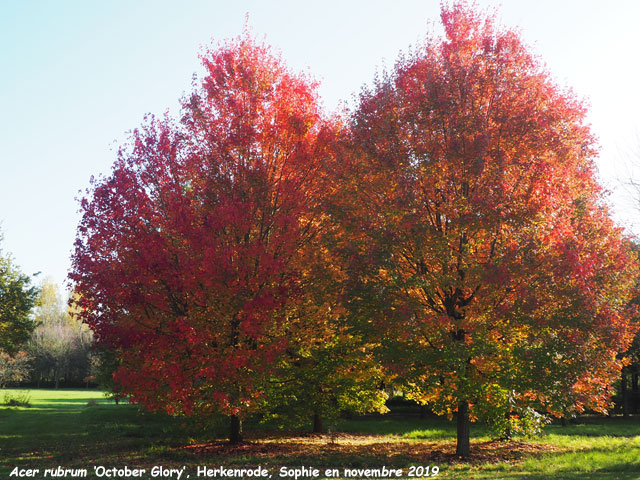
[27,279,94,388]
[0,268,95,389]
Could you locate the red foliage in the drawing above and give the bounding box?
[70,32,332,419]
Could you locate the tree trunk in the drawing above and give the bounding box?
[622,368,629,418]
[313,412,323,433]
[632,370,639,414]
[420,405,427,419]
[502,411,513,440]
[229,415,243,444]
[456,400,470,459]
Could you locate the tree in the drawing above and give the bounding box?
[260,190,389,432]
[0,232,38,355]
[90,345,121,401]
[343,2,638,458]
[70,31,335,442]
[261,301,388,432]
[0,350,30,388]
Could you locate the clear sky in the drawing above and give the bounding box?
[1,0,639,291]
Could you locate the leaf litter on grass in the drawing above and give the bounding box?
[174,432,557,467]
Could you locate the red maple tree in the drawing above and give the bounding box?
[70,31,333,442]
[341,2,639,457]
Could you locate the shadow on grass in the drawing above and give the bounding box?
[335,414,495,441]
[0,403,193,476]
[543,416,640,438]
[1,393,639,479]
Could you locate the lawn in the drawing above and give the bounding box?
[1,389,639,479]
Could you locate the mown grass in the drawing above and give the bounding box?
[1,389,639,479]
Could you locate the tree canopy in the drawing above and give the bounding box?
[70,31,358,441]
[339,2,638,457]
[0,233,38,355]
[69,3,639,457]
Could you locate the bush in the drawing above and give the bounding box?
[4,390,31,407]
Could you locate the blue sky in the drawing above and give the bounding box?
[1,0,639,290]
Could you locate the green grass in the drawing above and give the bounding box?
[1,389,639,479]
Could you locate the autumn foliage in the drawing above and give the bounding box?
[71,32,341,439]
[71,3,638,456]
[341,3,638,456]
